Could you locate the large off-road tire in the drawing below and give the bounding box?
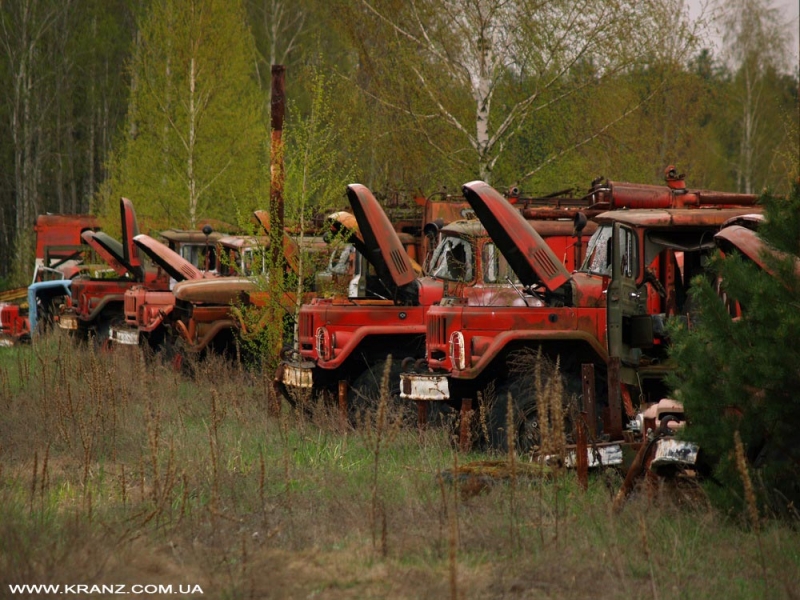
[348,358,408,426]
[489,374,577,455]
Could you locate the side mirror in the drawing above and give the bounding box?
[573,211,588,235]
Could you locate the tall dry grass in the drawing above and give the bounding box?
[0,332,798,599]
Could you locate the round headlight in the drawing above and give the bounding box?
[315,326,332,360]
[449,331,466,371]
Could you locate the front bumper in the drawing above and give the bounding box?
[58,313,79,331]
[399,372,450,401]
[109,325,139,346]
[281,361,315,389]
[651,438,699,468]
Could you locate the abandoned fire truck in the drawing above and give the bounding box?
[0,213,100,344]
[117,211,333,357]
[274,182,610,417]
[58,198,170,344]
[399,176,759,454]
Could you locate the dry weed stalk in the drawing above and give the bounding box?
[368,357,395,556]
[179,472,189,523]
[505,392,518,553]
[29,450,38,515]
[145,396,162,502]
[734,430,769,595]
[477,389,491,448]
[639,514,659,600]
[734,430,759,531]
[40,441,50,515]
[258,449,266,519]
[448,451,459,600]
[120,464,127,509]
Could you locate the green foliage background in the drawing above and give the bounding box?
[668,179,800,514]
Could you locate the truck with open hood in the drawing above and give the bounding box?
[57,198,170,344]
[400,174,760,453]
[275,182,606,420]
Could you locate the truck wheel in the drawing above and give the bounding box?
[490,375,575,455]
[349,358,436,427]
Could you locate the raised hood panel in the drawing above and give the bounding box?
[82,231,130,277]
[173,277,255,304]
[462,180,571,291]
[133,234,204,282]
[253,209,301,275]
[325,211,370,259]
[120,198,144,280]
[346,184,416,289]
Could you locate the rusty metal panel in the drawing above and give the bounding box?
[120,198,143,279]
[346,184,417,289]
[461,180,571,292]
[715,225,800,279]
[134,234,204,282]
[82,231,130,277]
[173,277,255,304]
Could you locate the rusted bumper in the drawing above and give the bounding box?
[109,324,139,346]
[562,442,624,468]
[58,313,79,331]
[650,438,698,468]
[281,361,315,389]
[399,372,450,401]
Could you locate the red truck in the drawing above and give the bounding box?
[400,176,759,453]
[116,211,333,357]
[0,214,100,344]
[275,183,604,419]
[58,198,169,344]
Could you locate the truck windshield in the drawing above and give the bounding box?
[580,225,612,275]
[429,235,473,282]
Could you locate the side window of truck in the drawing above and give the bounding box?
[618,227,638,279]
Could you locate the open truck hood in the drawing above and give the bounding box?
[173,277,255,304]
[461,180,571,292]
[80,197,145,280]
[346,184,416,290]
[715,224,800,279]
[81,231,131,277]
[133,234,205,282]
[120,198,144,280]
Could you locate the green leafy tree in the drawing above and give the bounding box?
[100,0,266,233]
[668,178,800,515]
[237,64,359,364]
[330,0,700,185]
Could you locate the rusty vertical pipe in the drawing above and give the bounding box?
[581,363,597,438]
[416,401,428,429]
[338,380,348,427]
[270,65,286,273]
[576,411,588,492]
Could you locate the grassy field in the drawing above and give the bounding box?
[1,334,799,599]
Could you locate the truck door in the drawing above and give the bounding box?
[607,223,648,367]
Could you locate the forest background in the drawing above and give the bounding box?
[0,0,797,287]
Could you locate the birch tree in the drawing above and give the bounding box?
[0,0,65,283]
[103,0,266,231]
[339,0,699,184]
[717,0,792,193]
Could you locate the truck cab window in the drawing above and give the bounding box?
[430,236,473,282]
[580,225,613,275]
